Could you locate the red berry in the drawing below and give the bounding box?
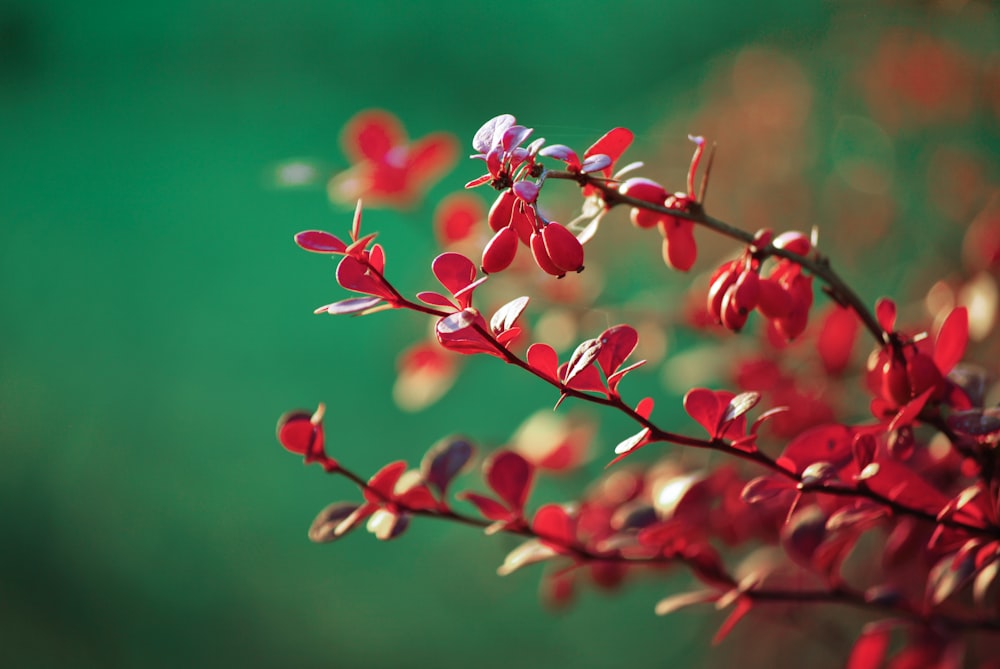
[542,222,584,273]
[660,220,697,271]
[530,231,566,277]
[481,226,519,274]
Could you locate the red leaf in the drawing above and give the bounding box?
[485,450,534,512]
[584,127,633,167]
[457,491,511,522]
[435,310,501,357]
[636,397,654,419]
[336,255,393,299]
[596,324,639,378]
[491,296,530,334]
[846,622,892,669]
[607,359,647,394]
[526,343,559,381]
[934,306,968,374]
[532,504,576,549]
[778,423,854,473]
[432,252,478,298]
[712,596,752,645]
[858,459,950,516]
[295,230,347,254]
[276,410,320,457]
[559,359,607,395]
[416,291,458,310]
[684,388,723,437]
[365,461,408,502]
[817,304,860,375]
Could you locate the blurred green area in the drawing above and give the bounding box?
[1,2,996,668]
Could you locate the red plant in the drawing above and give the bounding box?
[279,111,1000,668]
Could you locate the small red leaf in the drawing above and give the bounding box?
[712,596,752,645]
[684,388,723,437]
[532,504,576,549]
[457,491,511,522]
[875,298,896,332]
[416,291,458,310]
[432,252,478,298]
[365,461,409,502]
[491,296,530,334]
[420,437,474,496]
[636,397,654,420]
[485,450,534,512]
[295,230,347,254]
[934,306,969,374]
[526,343,559,381]
[817,304,860,375]
[778,423,854,473]
[596,324,639,378]
[563,338,603,385]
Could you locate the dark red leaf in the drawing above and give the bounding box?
[309,502,362,543]
[420,438,475,496]
[781,506,828,570]
[778,423,854,473]
[485,450,534,512]
[596,324,639,378]
[857,459,950,516]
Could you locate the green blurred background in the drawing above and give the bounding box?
[1,2,996,668]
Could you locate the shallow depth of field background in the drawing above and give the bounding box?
[1,2,997,668]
